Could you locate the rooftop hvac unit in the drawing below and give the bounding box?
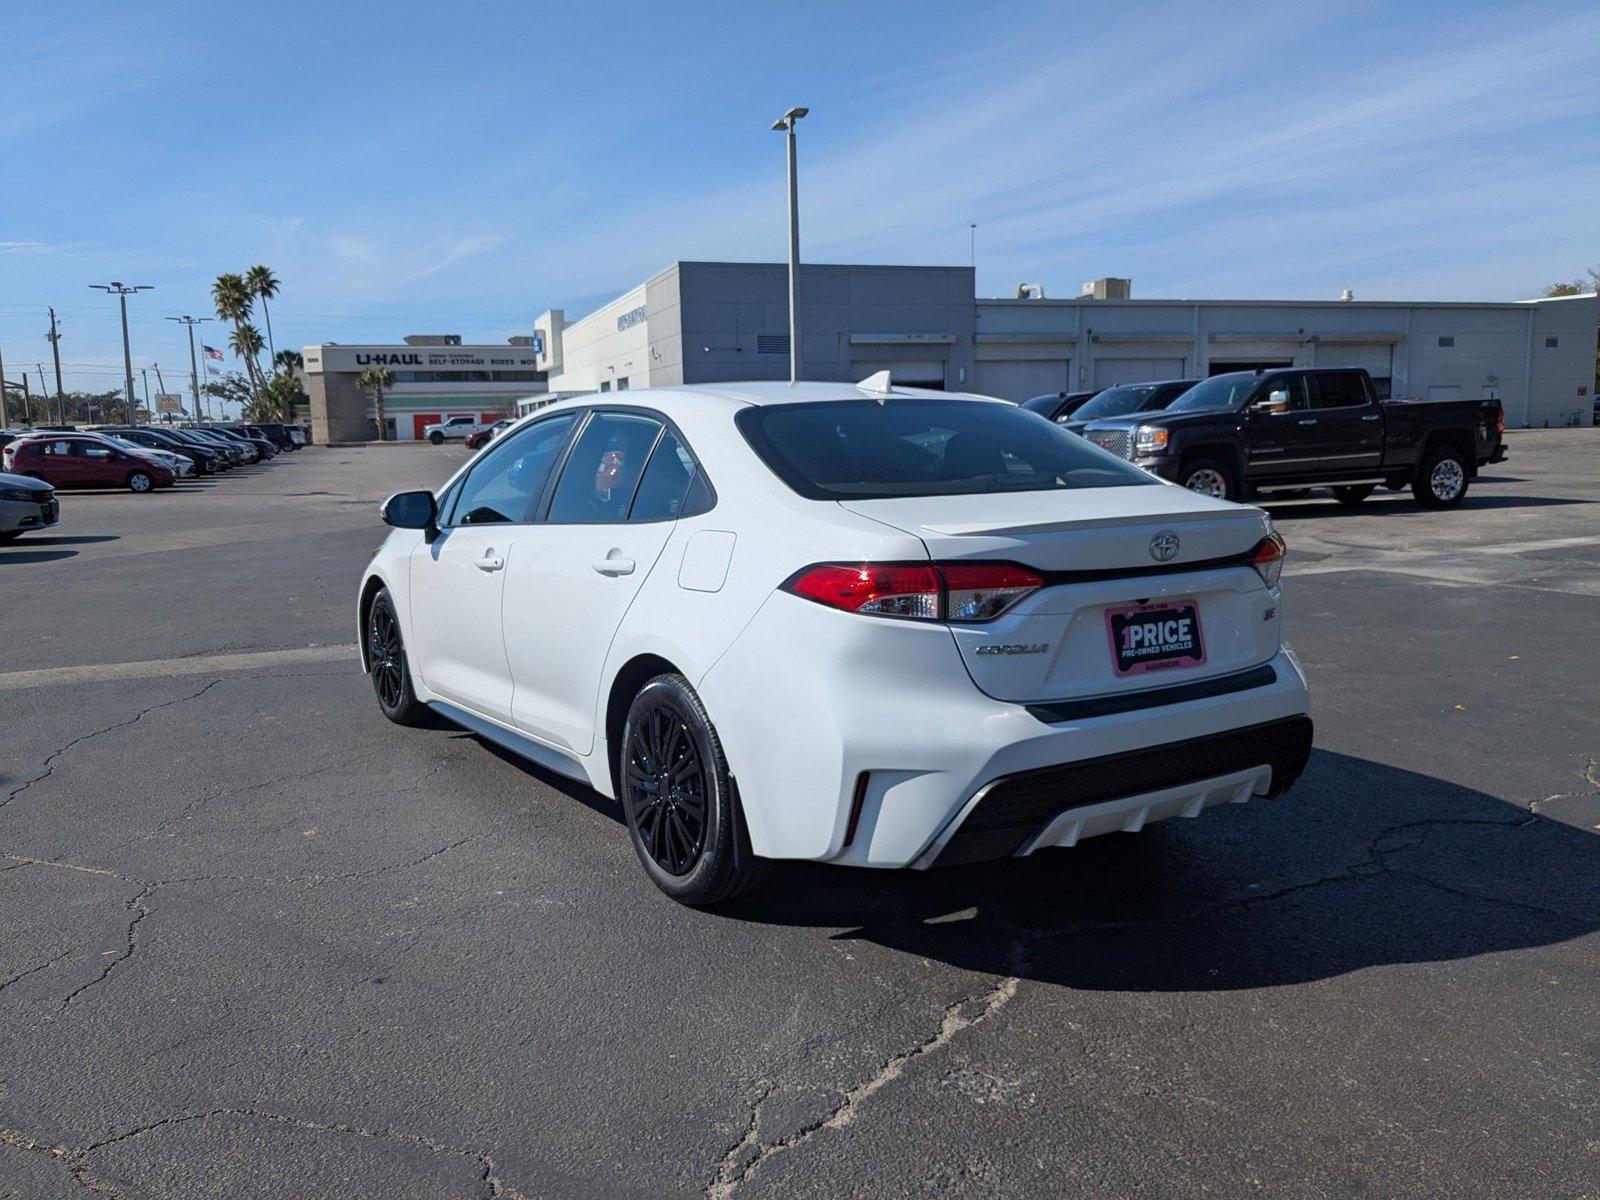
[1080,277,1132,300]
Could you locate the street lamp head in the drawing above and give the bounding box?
[772,105,809,131]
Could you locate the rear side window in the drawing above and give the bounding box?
[1313,373,1369,408]
[736,399,1156,501]
[546,412,664,524]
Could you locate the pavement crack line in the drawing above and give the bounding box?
[1,678,224,811]
[706,966,1021,1199]
[71,1108,521,1197]
[57,882,158,1012]
[0,1128,125,1197]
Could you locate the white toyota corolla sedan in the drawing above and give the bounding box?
[358,377,1312,905]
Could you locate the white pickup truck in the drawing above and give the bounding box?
[422,415,486,445]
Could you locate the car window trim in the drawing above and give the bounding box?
[441,410,581,529]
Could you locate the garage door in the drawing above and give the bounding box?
[1093,358,1186,388]
[971,360,1069,401]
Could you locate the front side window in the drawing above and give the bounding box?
[445,413,575,526]
[1253,375,1308,414]
[546,412,663,523]
[736,398,1156,501]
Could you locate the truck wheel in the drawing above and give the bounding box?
[1332,484,1374,507]
[1180,457,1238,502]
[429,431,444,445]
[1412,446,1470,509]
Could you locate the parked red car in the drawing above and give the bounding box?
[2,436,175,492]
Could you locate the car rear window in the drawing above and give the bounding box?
[735,398,1156,500]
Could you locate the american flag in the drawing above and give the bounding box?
[203,345,225,362]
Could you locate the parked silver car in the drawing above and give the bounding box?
[0,471,59,542]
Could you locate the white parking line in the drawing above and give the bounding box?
[0,644,359,691]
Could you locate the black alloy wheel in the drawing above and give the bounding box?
[625,702,710,876]
[367,588,428,725]
[620,674,767,905]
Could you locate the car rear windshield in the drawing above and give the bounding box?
[735,398,1157,500]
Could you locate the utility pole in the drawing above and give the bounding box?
[21,373,32,425]
[47,307,66,423]
[771,106,809,384]
[90,281,153,425]
[168,315,209,424]
[141,368,151,420]
[0,343,8,427]
[37,366,50,423]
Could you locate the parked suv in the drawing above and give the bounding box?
[1079,367,1506,508]
[3,435,175,492]
[1061,379,1198,436]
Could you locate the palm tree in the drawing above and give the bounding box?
[229,323,267,390]
[358,367,395,441]
[245,265,281,361]
[213,273,261,396]
[273,348,303,374]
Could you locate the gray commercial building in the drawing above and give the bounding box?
[535,262,1598,428]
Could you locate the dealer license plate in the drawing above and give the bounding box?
[1105,598,1207,677]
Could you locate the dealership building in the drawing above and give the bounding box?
[304,336,549,443]
[532,262,1597,428]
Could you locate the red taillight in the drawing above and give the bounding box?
[1251,531,1287,588]
[1495,409,1504,435]
[783,561,1042,623]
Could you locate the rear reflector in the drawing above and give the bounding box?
[783,561,1042,623]
[1251,531,1287,588]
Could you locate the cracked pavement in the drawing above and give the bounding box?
[1,433,1597,1197]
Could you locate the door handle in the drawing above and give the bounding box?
[1360,414,1381,421]
[592,553,636,576]
[476,552,505,572]
[1297,419,1317,425]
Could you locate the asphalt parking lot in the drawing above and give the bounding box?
[2,433,1596,1199]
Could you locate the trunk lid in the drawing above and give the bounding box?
[840,485,1281,704]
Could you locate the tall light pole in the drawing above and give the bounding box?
[90,282,153,425]
[168,315,210,422]
[771,106,808,383]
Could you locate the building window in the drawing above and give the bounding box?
[1545,336,1559,349]
[1437,336,1455,348]
[599,380,611,392]
[616,377,630,391]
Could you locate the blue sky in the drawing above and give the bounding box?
[2,0,1596,400]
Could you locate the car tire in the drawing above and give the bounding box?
[367,588,430,726]
[127,471,153,493]
[620,674,767,906]
[1332,484,1374,507]
[429,431,444,445]
[1412,445,1470,509]
[1179,456,1239,502]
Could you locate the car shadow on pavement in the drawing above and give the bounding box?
[3,534,118,546]
[718,750,1600,992]
[0,549,79,564]
[1263,494,1592,520]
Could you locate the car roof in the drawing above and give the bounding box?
[529,380,1010,423]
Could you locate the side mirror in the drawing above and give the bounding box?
[381,490,438,538]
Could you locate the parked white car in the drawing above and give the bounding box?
[359,378,1311,904]
[0,470,59,541]
[423,415,486,444]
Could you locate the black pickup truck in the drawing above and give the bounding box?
[1077,367,1506,509]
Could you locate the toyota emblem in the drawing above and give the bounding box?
[1149,531,1180,562]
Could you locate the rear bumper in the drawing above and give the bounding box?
[700,587,1312,869]
[927,714,1312,866]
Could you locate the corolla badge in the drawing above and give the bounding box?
[1149,531,1181,562]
